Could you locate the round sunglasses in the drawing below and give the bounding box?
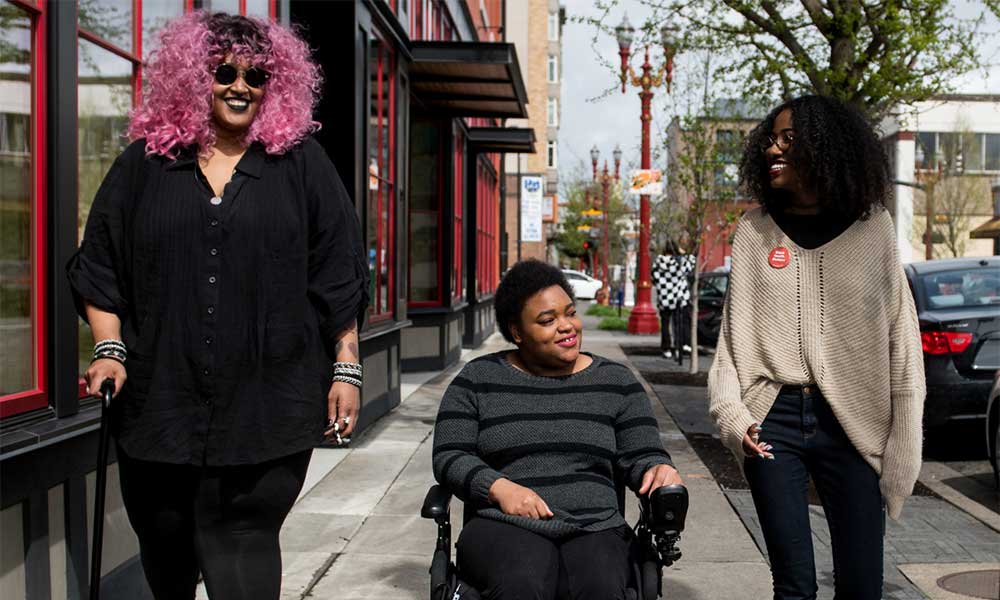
[214,63,270,89]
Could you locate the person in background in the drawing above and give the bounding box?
[652,240,695,359]
[433,259,682,599]
[708,95,925,600]
[67,12,368,600]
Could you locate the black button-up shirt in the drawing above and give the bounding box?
[67,138,369,466]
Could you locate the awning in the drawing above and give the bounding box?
[970,216,1000,240]
[410,42,528,118]
[466,127,536,154]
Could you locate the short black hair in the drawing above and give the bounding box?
[739,95,890,221]
[494,260,575,344]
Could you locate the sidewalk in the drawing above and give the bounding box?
[270,332,773,599]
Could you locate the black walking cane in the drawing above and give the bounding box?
[90,378,116,600]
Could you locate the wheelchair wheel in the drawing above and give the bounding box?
[640,560,660,600]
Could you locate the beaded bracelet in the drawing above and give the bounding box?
[333,362,363,388]
[93,340,127,365]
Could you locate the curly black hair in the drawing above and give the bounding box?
[494,260,575,344]
[739,95,890,221]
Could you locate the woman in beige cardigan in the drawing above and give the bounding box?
[708,95,925,600]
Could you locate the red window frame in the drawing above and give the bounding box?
[452,127,464,301]
[368,31,396,322]
[0,0,48,417]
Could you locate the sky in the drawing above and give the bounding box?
[557,0,1000,189]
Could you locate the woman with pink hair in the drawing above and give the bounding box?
[67,12,368,599]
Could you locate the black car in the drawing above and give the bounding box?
[694,270,729,347]
[904,257,1000,428]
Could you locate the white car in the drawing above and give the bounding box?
[562,269,603,300]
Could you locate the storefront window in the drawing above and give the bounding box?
[452,128,464,300]
[203,0,240,14]
[77,36,135,378]
[142,0,184,58]
[476,158,498,296]
[245,0,270,18]
[78,0,134,52]
[368,31,396,320]
[409,120,441,304]
[0,2,36,402]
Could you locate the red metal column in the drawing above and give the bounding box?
[627,48,659,333]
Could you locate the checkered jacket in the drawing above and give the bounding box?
[652,254,695,310]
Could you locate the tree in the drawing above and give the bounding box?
[583,0,999,120]
[555,166,632,273]
[665,107,744,373]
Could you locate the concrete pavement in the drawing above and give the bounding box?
[266,331,774,599]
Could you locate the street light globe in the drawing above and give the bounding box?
[615,14,635,51]
[613,144,623,163]
[914,143,924,167]
[659,24,677,55]
[590,145,600,163]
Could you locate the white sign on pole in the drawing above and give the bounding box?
[520,176,544,242]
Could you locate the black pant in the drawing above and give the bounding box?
[659,308,674,351]
[744,386,884,600]
[117,447,312,600]
[456,517,633,600]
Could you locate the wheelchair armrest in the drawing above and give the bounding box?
[421,484,453,522]
[639,484,689,535]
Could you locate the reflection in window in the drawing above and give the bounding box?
[79,0,133,51]
[141,0,184,59]
[0,3,33,395]
[202,0,240,14]
[245,0,271,18]
[409,120,440,303]
[78,39,133,375]
[368,32,395,318]
[987,134,1000,172]
[915,132,937,170]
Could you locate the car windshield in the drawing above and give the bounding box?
[700,275,728,297]
[919,268,1000,309]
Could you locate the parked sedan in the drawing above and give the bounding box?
[695,270,729,347]
[562,269,603,301]
[904,257,1000,429]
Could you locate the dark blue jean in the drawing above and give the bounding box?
[744,385,885,600]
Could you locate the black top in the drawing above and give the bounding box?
[771,209,856,250]
[67,138,369,466]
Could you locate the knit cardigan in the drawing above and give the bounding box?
[432,352,673,539]
[708,207,925,520]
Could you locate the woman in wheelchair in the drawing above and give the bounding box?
[432,260,683,599]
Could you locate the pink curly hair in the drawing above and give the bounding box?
[128,11,321,157]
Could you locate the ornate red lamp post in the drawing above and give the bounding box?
[615,16,676,334]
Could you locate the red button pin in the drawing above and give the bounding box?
[769,246,790,269]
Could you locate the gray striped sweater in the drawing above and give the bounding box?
[432,352,672,539]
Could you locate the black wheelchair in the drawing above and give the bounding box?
[421,482,689,600]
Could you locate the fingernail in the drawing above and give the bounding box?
[758,453,765,459]
[766,455,775,460]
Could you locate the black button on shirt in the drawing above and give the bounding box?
[67,138,370,466]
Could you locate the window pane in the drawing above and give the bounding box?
[246,0,270,18]
[986,134,1000,171]
[0,3,34,395]
[410,212,439,302]
[78,39,133,375]
[142,0,184,59]
[203,0,240,13]
[916,131,936,170]
[79,0,134,52]
[964,133,984,172]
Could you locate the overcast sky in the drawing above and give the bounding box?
[557,0,1000,190]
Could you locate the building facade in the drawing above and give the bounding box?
[880,95,1000,262]
[501,0,562,268]
[665,102,760,272]
[0,0,528,597]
